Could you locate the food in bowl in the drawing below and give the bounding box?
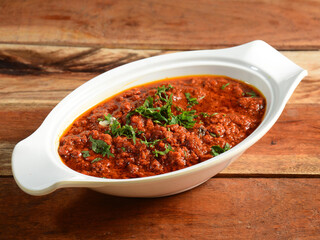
[58,75,266,179]
[12,40,307,197]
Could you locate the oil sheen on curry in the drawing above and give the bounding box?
[58,75,266,179]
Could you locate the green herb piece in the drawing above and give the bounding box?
[127,96,165,124]
[153,144,174,157]
[175,105,184,112]
[185,92,199,108]
[89,135,114,158]
[98,113,117,127]
[140,136,166,148]
[127,87,198,129]
[127,95,174,126]
[120,124,138,144]
[109,120,121,137]
[200,112,209,117]
[121,147,126,152]
[155,84,173,102]
[184,150,187,158]
[137,130,144,135]
[210,143,231,156]
[101,114,139,144]
[173,110,197,129]
[209,132,218,138]
[245,91,257,97]
[91,158,102,163]
[221,83,230,90]
[81,150,90,158]
[200,112,218,118]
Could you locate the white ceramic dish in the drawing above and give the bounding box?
[12,40,307,197]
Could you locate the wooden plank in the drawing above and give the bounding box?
[0,0,319,50]
[1,177,319,239]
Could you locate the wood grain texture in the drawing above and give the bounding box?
[0,44,319,105]
[1,178,319,239]
[0,0,319,50]
[0,45,319,176]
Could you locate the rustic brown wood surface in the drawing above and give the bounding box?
[1,178,319,239]
[0,0,319,50]
[1,0,320,239]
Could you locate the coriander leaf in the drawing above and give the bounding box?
[245,91,257,97]
[209,132,218,138]
[174,110,197,129]
[98,113,117,127]
[155,84,174,102]
[210,143,231,156]
[200,112,218,118]
[221,83,230,90]
[89,135,114,158]
[140,136,166,148]
[175,105,183,112]
[91,158,102,163]
[81,150,90,158]
[117,124,137,144]
[127,86,198,130]
[101,114,139,144]
[153,144,174,157]
[127,94,174,126]
[185,92,199,107]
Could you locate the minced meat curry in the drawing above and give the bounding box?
[58,75,266,179]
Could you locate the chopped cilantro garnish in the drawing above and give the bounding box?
[245,91,257,97]
[89,135,114,158]
[209,132,218,138]
[127,94,197,129]
[117,124,138,144]
[185,92,199,108]
[121,147,126,152]
[221,83,230,90]
[210,143,231,156]
[153,144,174,157]
[101,114,139,144]
[81,150,90,158]
[200,112,218,118]
[155,84,173,101]
[175,105,184,112]
[174,110,197,129]
[140,136,166,148]
[126,96,166,124]
[91,158,102,163]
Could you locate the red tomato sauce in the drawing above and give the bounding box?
[58,75,266,179]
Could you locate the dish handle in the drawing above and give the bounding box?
[12,131,83,196]
[232,40,308,103]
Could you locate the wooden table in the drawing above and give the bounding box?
[1,1,319,239]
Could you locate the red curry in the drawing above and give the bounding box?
[58,75,266,179]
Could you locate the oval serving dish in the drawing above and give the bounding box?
[12,40,307,197]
